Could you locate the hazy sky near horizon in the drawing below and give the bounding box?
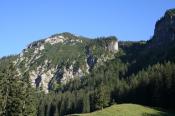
[0,0,174,57]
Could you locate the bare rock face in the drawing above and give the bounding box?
[29,60,55,93]
[60,65,83,84]
[107,40,118,52]
[153,9,175,44]
[45,35,64,45]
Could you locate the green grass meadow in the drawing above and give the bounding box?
[70,104,175,116]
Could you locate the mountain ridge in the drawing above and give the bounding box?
[13,33,119,93]
[0,8,175,116]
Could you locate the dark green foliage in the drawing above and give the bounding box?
[22,73,37,116]
[0,61,25,116]
[1,17,175,116]
[35,37,175,115]
[82,93,90,113]
[165,8,175,16]
[1,36,175,116]
[93,84,110,110]
[127,62,175,109]
[0,58,37,116]
[43,43,86,66]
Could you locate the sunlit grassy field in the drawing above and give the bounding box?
[71,104,175,116]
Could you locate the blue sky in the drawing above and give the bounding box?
[0,0,174,57]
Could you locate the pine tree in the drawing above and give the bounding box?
[0,63,26,116]
[94,84,110,110]
[0,68,6,115]
[22,72,37,116]
[82,92,90,113]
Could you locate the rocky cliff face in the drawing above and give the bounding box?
[152,9,175,45]
[133,8,175,68]
[107,40,119,52]
[14,33,118,93]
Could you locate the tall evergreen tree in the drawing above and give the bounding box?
[82,92,90,113]
[22,72,37,116]
[94,84,110,110]
[0,63,25,116]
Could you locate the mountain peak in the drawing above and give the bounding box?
[16,33,119,93]
[27,32,82,49]
[165,8,175,17]
[151,8,175,45]
[49,32,77,39]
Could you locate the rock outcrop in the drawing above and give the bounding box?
[107,40,118,52]
[153,9,175,44]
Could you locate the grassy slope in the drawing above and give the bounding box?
[71,104,175,116]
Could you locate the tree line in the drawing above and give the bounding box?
[0,40,175,116]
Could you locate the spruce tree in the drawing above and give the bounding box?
[22,72,37,116]
[0,63,25,116]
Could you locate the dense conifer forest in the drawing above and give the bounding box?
[0,9,175,116]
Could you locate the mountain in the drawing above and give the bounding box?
[152,9,175,44]
[119,9,175,75]
[14,32,118,93]
[0,8,175,116]
[147,8,175,61]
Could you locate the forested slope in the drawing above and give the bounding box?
[0,8,175,116]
